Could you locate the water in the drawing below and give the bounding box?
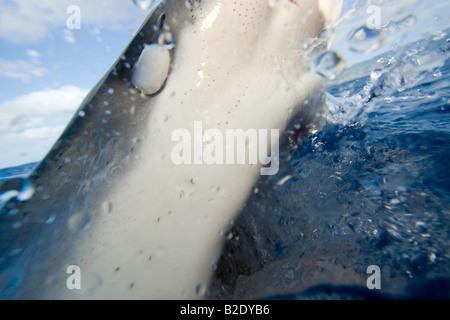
[207,32,450,299]
[348,26,383,53]
[311,51,347,80]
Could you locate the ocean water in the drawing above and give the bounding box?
[208,33,450,299]
[210,29,450,299]
[1,0,450,300]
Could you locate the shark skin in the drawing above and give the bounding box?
[0,0,342,299]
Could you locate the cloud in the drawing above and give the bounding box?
[0,85,89,132]
[0,0,149,44]
[15,126,67,140]
[0,85,89,168]
[0,58,48,83]
[26,49,42,59]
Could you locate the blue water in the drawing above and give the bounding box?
[0,163,38,182]
[208,35,450,299]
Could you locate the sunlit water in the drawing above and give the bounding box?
[1,0,449,299]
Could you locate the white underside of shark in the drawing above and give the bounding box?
[53,0,343,299]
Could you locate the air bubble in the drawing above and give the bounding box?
[348,26,383,53]
[311,51,346,80]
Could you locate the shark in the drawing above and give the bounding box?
[0,0,343,299]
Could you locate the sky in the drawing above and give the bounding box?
[0,0,449,169]
[0,0,151,168]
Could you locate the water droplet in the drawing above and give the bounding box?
[195,283,207,296]
[9,248,22,257]
[11,222,21,229]
[268,0,281,9]
[78,110,86,117]
[158,31,175,50]
[185,0,193,10]
[0,268,21,297]
[132,44,170,95]
[109,166,122,178]
[389,198,401,206]
[429,252,437,263]
[395,14,417,29]
[18,179,34,201]
[348,26,383,53]
[132,0,155,11]
[41,194,50,201]
[0,190,18,204]
[0,178,35,203]
[276,175,293,186]
[102,201,114,214]
[415,221,427,233]
[226,232,233,240]
[107,88,114,95]
[311,51,346,80]
[68,211,90,233]
[432,31,447,41]
[45,212,56,224]
[105,109,112,115]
